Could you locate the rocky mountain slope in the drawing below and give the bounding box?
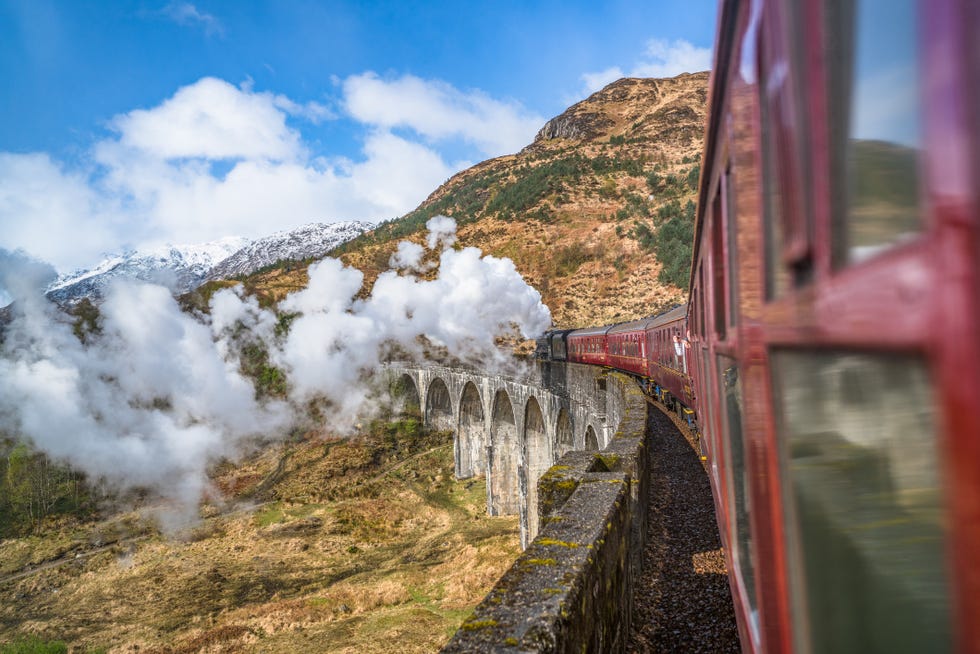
[45,222,371,306]
[245,73,710,329]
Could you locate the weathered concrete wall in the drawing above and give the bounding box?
[384,361,628,548]
[441,372,650,653]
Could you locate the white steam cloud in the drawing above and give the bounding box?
[0,218,551,526]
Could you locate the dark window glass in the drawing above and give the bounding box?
[772,350,950,653]
[724,169,738,327]
[717,356,758,640]
[760,55,790,299]
[712,196,727,340]
[698,268,707,338]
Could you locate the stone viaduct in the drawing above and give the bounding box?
[385,360,630,546]
[384,359,657,651]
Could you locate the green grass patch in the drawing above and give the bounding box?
[0,637,68,654]
[253,502,286,527]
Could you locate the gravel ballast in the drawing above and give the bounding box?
[628,402,742,653]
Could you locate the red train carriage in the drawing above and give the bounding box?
[607,318,651,376]
[642,304,694,410]
[565,324,611,367]
[563,306,695,412]
[690,0,980,652]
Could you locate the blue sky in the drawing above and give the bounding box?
[0,0,717,273]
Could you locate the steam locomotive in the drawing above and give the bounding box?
[539,0,979,651]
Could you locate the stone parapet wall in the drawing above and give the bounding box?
[442,372,650,653]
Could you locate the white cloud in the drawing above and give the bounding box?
[0,153,124,271]
[0,75,504,273]
[161,2,224,37]
[636,39,713,77]
[272,94,335,124]
[581,67,626,97]
[103,77,304,162]
[581,38,712,95]
[343,72,544,157]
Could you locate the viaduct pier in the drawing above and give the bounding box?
[384,359,654,651]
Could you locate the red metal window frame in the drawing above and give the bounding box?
[749,0,980,652]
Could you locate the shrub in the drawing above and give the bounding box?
[656,200,683,223]
[654,216,695,288]
[552,243,594,277]
[0,440,92,537]
[70,298,101,342]
[633,222,656,251]
[240,342,288,399]
[687,164,701,191]
[598,178,618,199]
[646,170,661,194]
[485,156,583,217]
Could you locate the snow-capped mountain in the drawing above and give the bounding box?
[44,221,371,306]
[206,221,373,281]
[46,237,249,306]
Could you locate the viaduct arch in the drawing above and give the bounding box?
[385,361,616,547]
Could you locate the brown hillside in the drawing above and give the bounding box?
[0,420,520,652]
[241,73,709,330]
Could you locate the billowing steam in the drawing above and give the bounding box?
[0,217,551,524]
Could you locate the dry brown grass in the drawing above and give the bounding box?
[0,425,519,653]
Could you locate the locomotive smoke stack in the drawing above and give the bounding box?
[0,216,551,528]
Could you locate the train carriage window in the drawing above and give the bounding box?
[698,267,707,338]
[699,347,713,458]
[760,45,792,299]
[760,2,813,296]
[771,350,951,653]
[827,0,922,265]
[712,193,727,340]
[724,168,738,328]
[717,356,759,643]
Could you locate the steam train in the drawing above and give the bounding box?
[539,0,980,651]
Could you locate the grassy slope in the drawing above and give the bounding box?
[0,421,519,653]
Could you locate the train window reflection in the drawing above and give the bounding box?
[771,350,950,653]
[829,0,922,264]
[712,194,727,340]
[724,169,738,327]
[717,356,758,642]
[759,56,791,300]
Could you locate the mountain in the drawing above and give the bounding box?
[46,237,249,306]
[309,73,709,330]
[45,221,372,306]
[206,221,374,281]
